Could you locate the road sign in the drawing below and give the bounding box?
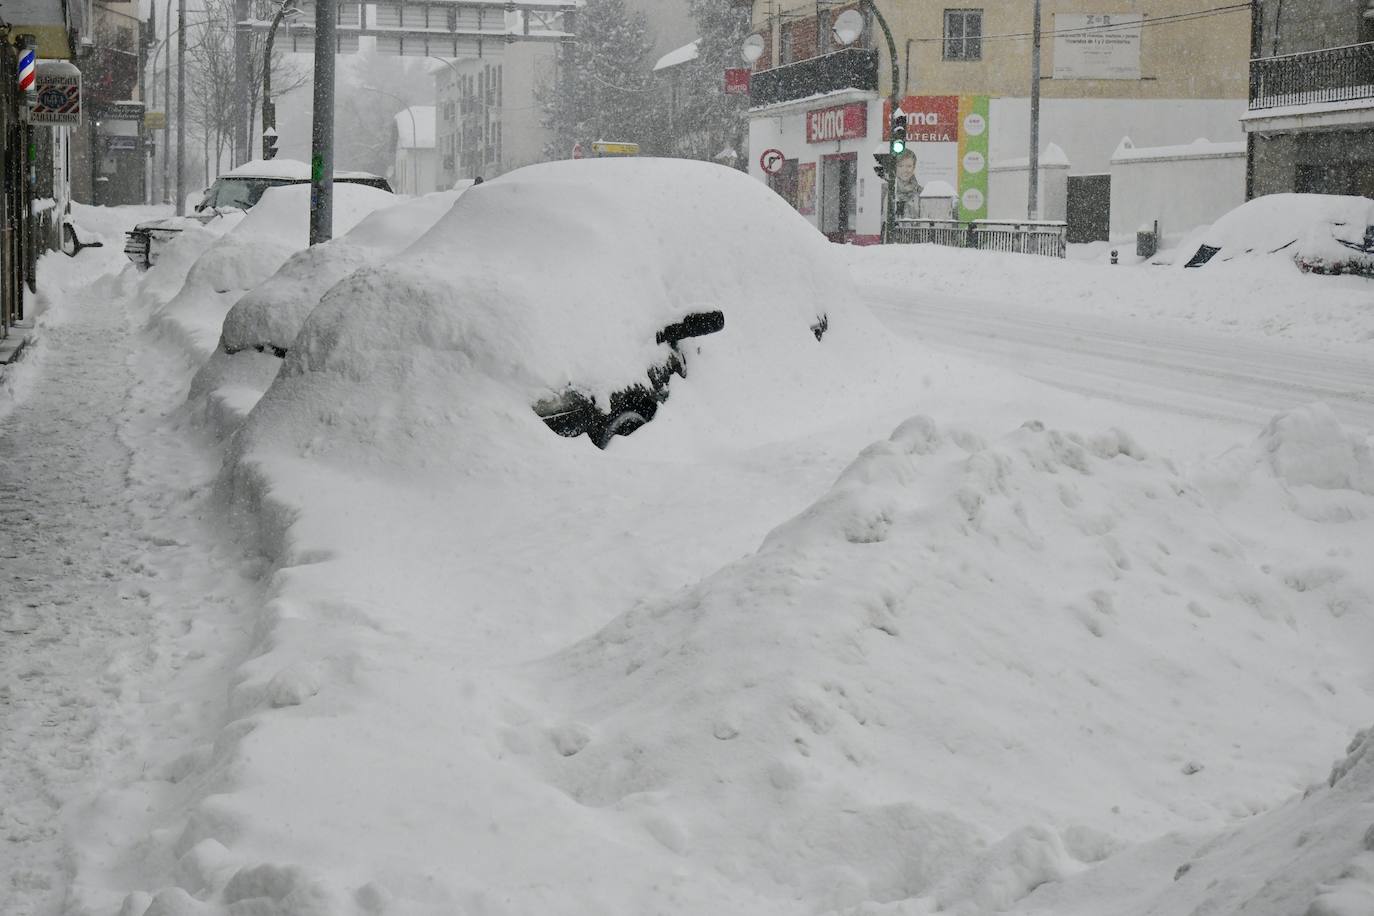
[571,142,583,159]
[144,111,166,130]
[591,141,638,156]
[759,148,785,174]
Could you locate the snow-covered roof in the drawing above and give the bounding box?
[395,106,437,150]
[654,39,701,72]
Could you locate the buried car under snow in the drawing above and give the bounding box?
[124,159,392,270]
[227,158,891,465]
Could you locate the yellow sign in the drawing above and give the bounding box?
[144,111,167,130]
[591,141,639,157]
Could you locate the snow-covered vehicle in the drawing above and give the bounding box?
[123,159,392,270]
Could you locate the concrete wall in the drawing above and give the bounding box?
[988,158,1070,221]
[1260,0,1369,56]
[1108,138,1245,243]
[988,97,1246,176]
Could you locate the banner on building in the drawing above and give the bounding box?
[806,101,867,144]
[1052,13,1142,80]
[883,95,990,221]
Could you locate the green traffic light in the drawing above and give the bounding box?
[890,138,906,155]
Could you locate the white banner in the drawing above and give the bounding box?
[1053,13,1142,80]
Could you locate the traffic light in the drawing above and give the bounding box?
[873,151,892,179]
[890,110,908,156]
[262,126,279,160]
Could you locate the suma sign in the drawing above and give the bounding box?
[806,102,867,144]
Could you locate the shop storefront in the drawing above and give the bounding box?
[748,91,991,243]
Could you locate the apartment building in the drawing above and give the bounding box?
[1244,0,1374,197]
[746,1,1249,242]
[433,38,556,186]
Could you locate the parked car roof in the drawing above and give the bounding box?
[220,158,386,183]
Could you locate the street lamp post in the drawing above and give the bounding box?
[261,0,297,159]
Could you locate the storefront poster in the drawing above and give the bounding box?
[883,95,990,222]
[956,95,989,221]
[797,162,816,215]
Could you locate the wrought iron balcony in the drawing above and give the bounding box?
[749,46,879,108]
[1249,41,1374,110]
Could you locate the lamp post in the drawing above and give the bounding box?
[261,0,298,159]
[1028,0,1042,219]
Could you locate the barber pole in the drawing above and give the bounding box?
[18,49,36,93]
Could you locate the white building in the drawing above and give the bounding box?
[393,106,439,196]
[433,37,557,186]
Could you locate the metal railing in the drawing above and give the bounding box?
[891,218,1068,258]
[1249,41,1374,110]
[748,47,878,108]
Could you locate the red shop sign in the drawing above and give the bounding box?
[805,102,868,144]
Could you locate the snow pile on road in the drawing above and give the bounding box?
[190,188,466,435]
[532,410,1374,914]
[224,158,902,475]
[1176,193,1374,275]
[846,240,1374,347]
[110,396,1374,916]
[146,183,395,364]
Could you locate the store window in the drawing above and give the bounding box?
[768,159,800,208]
[943,9,983,61]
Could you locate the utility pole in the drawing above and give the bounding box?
[234,0,250,165]
[163,0,172,203]
[308,0,336,244]
[1028,0,1041,220]
[176,0,186,215]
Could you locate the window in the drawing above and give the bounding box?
[943,9,982,61]
[780,24,794,64]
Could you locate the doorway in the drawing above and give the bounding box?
[820,152,857,242]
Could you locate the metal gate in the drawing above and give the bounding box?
[1066,173,1111,244]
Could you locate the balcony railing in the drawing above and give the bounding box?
[749,47,878,108]
[1250,41,1374,110]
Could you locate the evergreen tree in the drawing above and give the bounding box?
[668,0,751,165]
[540,0,657,158]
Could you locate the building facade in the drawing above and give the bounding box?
[433,38,556,187]
[393,105,440,195]
[746,0,1249,242]
[1244,0,1374,198]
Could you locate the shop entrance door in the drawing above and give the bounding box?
[820,153,857,242]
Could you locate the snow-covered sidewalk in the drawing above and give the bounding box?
[0,234,261,916]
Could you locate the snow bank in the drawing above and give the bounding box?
[189,189,466,435]
[531,412,1374,911]
[224,158,902,475]
[1178,193,1374,275]
[146,183,395,366]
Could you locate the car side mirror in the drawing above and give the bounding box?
[61,223,103,257]
[656,310,724,346]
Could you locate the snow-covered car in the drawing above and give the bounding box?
[225,157,888,469]
[123,159,392,270]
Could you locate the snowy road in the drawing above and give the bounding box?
[0,254,258,916]
[863,284,1374,432]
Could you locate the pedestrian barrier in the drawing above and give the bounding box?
[891,218,1068,258]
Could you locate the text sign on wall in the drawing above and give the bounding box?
[1053,13,1142,80]
[31,67,80,125]
[805,102,867,144]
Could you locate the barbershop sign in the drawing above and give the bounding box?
[806,101,867,144]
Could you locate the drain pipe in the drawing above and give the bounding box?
[904,39,913,95]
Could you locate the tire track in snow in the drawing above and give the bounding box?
[0,254,260,915]
[864,287,1374,432]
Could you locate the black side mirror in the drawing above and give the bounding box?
[61,223,104,257]
[657,310,724,346]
